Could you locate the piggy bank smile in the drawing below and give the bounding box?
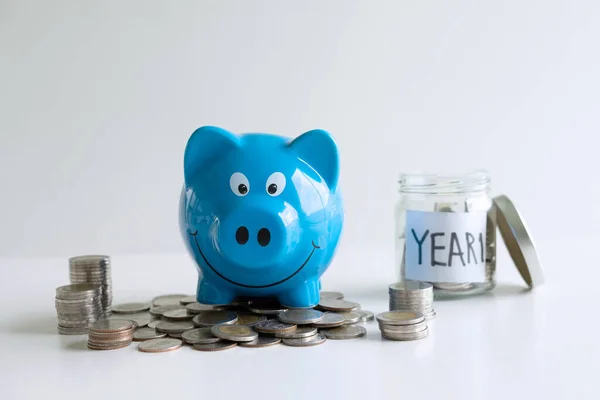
[179,126,344,308]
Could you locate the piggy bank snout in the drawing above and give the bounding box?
[217,207,289,268]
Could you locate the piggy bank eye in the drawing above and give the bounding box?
[230,172,249,196]
[266,172,286,196]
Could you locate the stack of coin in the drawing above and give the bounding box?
[388,280,436,320]
[87,319,135,350]
[69,255,112,316]
[55,284,103,335]
[376,311,429,341]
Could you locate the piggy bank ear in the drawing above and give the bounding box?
[184,126,240,185]
[288,129,340,190]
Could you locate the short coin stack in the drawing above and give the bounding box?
[388,280,436,320]
[376,310,429,341]
[87,319,135,350]
[69,255,113,316]
[55,284,103,335]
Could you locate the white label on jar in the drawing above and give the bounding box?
[405,210,487,283]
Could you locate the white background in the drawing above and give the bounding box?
[1,2,599,399]
[1,0,598,260]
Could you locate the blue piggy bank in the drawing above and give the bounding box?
[179,126,344,308]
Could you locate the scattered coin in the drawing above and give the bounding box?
[312,312,345,328]
[109,313,152,328]
[248,304,287,315]
[319,291,344,300]
[149,304,185,317]
[138,338,183,353]
[112,302,150,314]
[147,320,161,329]
[254,319,297,334]
[317,298,359,312]
[282,333,326,347]
[192,311,238,327]
[235,313,266,326]
[376,311,424,326]
[355,310,374,322]
[186,302,229,314]
[339,311,361,324]
[239,336,281,348]
[278,309,324,325]
[155,321,195,334]
[152,294,190,307]
[179,296,197,305]
[275,326,317,339]
[162,309,193,321]
[192,342,237,352]
[182,328,222,345]
[322,325,367,340]
[211,325,258,342]
[133,327,167,341]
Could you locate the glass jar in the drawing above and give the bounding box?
[395,170,497,297]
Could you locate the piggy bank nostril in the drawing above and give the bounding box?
[235,226,249,245]
[257,228,271,247]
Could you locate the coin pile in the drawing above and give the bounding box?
[87,319,135,350]
[388,280,436,320]
[376,310,429,341]
[90,291,373,352]
[55,284,104,335]
[69,255,113,316]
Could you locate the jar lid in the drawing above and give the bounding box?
[493,195,545,288]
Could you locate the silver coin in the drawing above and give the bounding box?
[147,320,161,329]
[56,284,102,299]
[317,298,359,312]
[211,325,258,342]
[149,304,185,317]
[179,296,198,305]
[192,342,237,352]
[112,302,150,314]
[423,310,437,320]
[381,326,429,341]
[138,338,183,353]
[275,326,317,339]
[248,304,287,315]
[235,313,267,326]
[312,312,345,328]
[168,332,183,338]
[322,325,367,340]
[355,310,374,322]
[57,326,88,335]
[278,309,324,325]
[380,322,428,333]
[319,291,344,300]
[133,328,167,341]
[155,321,195,334]
[152,294,190,307]
[186,302,229,314]
[376,311,425,326]
[89,319,134,333]
[192,311,238,327]
[239,336,281,348]
[162,309,193,321]
[339,311,361,324]
[282,333,326,347]
[388,281,433,292]
[181,328,222,344]
[254,319,297,334]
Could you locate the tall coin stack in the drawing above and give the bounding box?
[388,280,436,320]
[55,284,104,335]
[69,255,113,316]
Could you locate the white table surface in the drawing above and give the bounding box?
[2,237,596,400]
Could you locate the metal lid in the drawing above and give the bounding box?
[493,195,545,288]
